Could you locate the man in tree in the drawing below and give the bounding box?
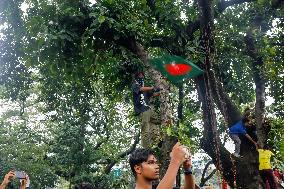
[229,109,258,157]
[129,142,195,189]
[132,71,160,147]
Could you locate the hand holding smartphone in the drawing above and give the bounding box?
[15,171,26,179]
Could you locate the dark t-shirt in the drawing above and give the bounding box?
[132,81,153,115]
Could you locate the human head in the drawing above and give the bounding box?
[243,117,252,127]
[129,148,160,181]
[134,71,145,87]
[134,71,145,79]
[263,143,270,150]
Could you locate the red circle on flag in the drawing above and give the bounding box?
[165,63,192,76]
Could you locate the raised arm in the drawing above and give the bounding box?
[140,86,154,92]
[0,171,15,189]
[157,142,186,189]
[182,156,195,189]
[245,134,258,148]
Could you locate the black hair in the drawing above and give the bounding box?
[134,71,145,79]
[129,148,154,177]
[263,143,270,150]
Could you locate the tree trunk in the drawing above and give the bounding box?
[131,43,176,178]
[196,0,262,188]
[244,31,267,147]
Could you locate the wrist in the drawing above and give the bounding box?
[183,167,193,175]
[183,164,192,169]
[170,158,182,167]
[1,182,8,187]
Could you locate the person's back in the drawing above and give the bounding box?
[257,144,277,189]
[258,148,273,170]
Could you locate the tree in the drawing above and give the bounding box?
[0,0,283,188]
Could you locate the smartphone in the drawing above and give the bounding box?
[15,171,25,179]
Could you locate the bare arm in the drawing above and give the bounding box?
[157,160,181,189]
[245,134,257,148]
[152,92,160,97]
[0,171,15,189]
[157,142,186,189]
[183,174,195,189]
[182,155,195,189]
[140,86,154,92]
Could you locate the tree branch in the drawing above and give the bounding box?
[244,31,266,147]
[104,133,140,174]
[201,169,217,187]
[185,0,256,37]
[208,70,242,126]
[200,160,214,186]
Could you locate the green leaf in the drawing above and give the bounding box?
[98,15,106,24]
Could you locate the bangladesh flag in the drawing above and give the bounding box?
[149,55,203,84]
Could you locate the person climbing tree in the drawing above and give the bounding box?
[132,71,160,147]
[229,109,258,157]
[257,144,278,189]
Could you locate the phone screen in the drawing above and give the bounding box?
[15,171,25,179]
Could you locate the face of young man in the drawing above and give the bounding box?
[135,154,160,181]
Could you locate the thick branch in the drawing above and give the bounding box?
[244,31,266,147]
[208,70,242,126]
[186,0,256,37]
[104,133,140,174]
[200,160,216,186]
[200,169,217,187]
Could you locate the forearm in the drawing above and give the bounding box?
[245,134,256,143]
[157,160,180,189]
[140,86,153,92]
[0,182,8,189]
[183,174,195,189]
[152,92,160,97]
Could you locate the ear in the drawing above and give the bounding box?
[134,164,142,175]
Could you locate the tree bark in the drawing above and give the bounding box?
[244,31,267,147]
[111,37,176,178]
[131,43,176,178]
[200,160,216,187]
[196,0,262,188]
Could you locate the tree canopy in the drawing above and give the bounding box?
[0,0,283,188]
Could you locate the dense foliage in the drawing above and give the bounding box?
[0,0,283,188]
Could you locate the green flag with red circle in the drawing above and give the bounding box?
[149,55,203,84]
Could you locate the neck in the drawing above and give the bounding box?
[135,177,152,189]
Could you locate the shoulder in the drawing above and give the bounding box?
[132,80,138,87]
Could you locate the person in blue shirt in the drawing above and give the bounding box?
[229,110,258,157]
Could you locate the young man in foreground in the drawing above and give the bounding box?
[129,142,195,189]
